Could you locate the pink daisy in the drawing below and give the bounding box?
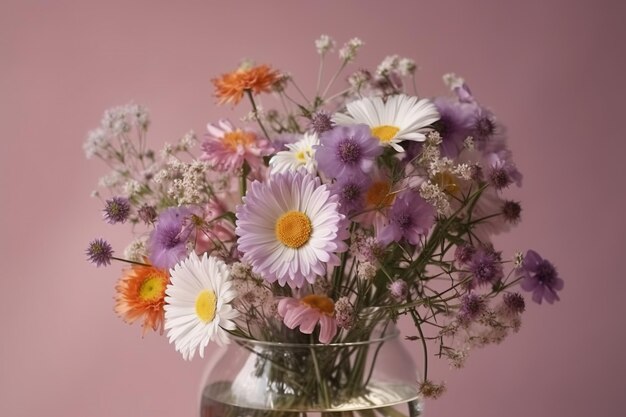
[200,119,273,172]
[278,295,338,344]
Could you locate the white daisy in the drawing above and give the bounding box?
[333,94,440,152]
[164,252,239,360]
[269,131,319,174]
[235,170,348,288]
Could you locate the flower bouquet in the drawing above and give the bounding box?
[85,36,563,416]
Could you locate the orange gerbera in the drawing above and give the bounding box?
[212,64,280,105]
[114,263,169,336]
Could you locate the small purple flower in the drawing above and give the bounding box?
[503,292,526,315]
[520,250,563,304]
[454,243,476,265]
[86,238,114,267]
[471,107,507,154]
[501,200,522,224]
[434,98,476,159]
[330,173,371,214]
[315,124,381,178]
[309,110,335,135]
[485,152,522,190]
[467,246,504,287]
[103,196,131,224]
[458,292,486,324]
[148,206,193,269]
[389,280,409,301]
[378,192,435,245]
[138,204,158,225]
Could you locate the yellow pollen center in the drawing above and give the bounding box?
[275,211,312,249]
[301,294,335,316]
[366,181,395,207]
[138,276,165,302]
[433,172,459,195]
[195,290,217,323]
[223,130,255,151]
[371,125,400,143]
[295,150,307,162]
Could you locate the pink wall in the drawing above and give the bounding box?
[2,1,625,416]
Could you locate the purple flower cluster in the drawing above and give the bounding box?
[461,245,504,287]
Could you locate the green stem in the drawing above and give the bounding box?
[245,89,271,140]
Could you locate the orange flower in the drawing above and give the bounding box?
[212,64,280,105]
[114,263,169,336]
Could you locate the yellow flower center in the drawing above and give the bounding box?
[365,181,395,207]
[138,275,165,302]
[275,211,312,249]
[223,130,255,151]
[432,172,459,195]
[295,150,307,163]
[371,125,400,143]
[301,294,335,316]
[195,290,217,323]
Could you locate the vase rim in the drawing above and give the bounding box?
[228,324,400,348]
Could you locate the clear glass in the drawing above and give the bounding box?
[199,325,423,416]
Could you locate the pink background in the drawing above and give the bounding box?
[2,1,625,416]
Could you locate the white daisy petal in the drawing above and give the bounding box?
[333,94,440,151]
[164,252,239,360]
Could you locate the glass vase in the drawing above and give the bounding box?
[199,325,423,416]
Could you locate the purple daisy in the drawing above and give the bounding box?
[148,206,193,269]
[467,245,504,287]
[434,98,476,159]
[329,173,371,215]
[103,196,131,224]
[378,192,435,245]
[315,124,382,178]
[520,250,564,304]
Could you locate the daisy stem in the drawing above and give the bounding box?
[322,61,347,100]
[409,309,429,383]
[316,55,324,96]
[240,160,250,197]
[245,89,271,140]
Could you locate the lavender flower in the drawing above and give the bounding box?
[520,250,563,304]
[378,192,435,245]
[86,238,113,267]
[485,152,522,190]
[434,98,476,159]
[467,246,504,287]
[330,173,371,214]
[103,196,131,224]
[148,206,193,269]
[315,124,381,178]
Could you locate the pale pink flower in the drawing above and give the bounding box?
[278,295,338,344]
[200,119,273,172]
[192,199,236,254]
